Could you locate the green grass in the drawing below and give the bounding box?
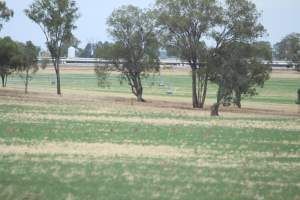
[7,71,300,105]
[1,155,299,200]
[0,71,300,200]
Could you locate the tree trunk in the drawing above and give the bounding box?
[211,103,220,116]
[135,76,145,102]
[25,70,29,94]
[127,73,145,102]
[55,63,62,95]
[136,92,145,102]
[211,83,223,116]
[1,75,5,87]
[235,91,242,109]
[191,67,200,108]
[4,75,7,87]
[199,72,209,109]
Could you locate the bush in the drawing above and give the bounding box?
[94,65,111,88]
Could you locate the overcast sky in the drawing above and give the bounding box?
[1,0,299,50]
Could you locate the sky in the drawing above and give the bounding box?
[1,0,299,50]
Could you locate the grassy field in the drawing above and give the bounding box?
[0,68,299,200]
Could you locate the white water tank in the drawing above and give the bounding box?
[68,47,76,58]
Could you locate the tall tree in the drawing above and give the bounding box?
[78,43,94,58]
[155,0,221,108]
[209,0,268,116]
[14,41,40,94]
[274,33,300,71]
[210,42,271,116]
[107,5,160,102]
[25,0,80,95]
[0,1,13,30]
[234,42,272,108]
[0,37,18,87]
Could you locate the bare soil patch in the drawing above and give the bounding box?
[271,70,300,79]
[1,88,299,118]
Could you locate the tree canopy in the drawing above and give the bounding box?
[25,0,80,95]
[0,1,13,30]
[155,0,222,108]
[106,5,160,102]
[0,37,18,87]
[14,41,40,94]
[274,33,300,71]
[208,0,269,116]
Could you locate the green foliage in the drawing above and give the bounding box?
[155,0,220,62]
[25,0,79,59]
[25,0,80,94]
[94,41,116,60]
[15,41,40,71]
[0,1,13,30]
[107,5,160,101]
[208,0,268,113]
[0,37,18,87]
[14,41,40,93]
[155,0,221,107]
[274,33,300,72]
[78,43,95,58]
[94,65,111,88]
[274,33,300,62]
[210,42,272,110]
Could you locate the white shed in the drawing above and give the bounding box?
[68,47,76,58]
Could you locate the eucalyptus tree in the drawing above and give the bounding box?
[274,33,300,103]
[232,41,272,108]
[0,1,13,30]
[209,0,268,116]
[210,42,271,116]
[0,37,18,87]
[155,0,221,108]
[274,33,300,71]
[25,0,80,95]
[14,41,40,94]
[107,5,160,102]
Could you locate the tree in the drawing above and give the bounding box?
[77,42,96,58]
[155,0,221,108]
[14,41,40,94]
[211,42,271,115]
[0,1,13,30]
[25,0,80,95]
[235,42,272,107]
[0,37,18,87]
[107,5,160,102]
[94,41,114,59]
[209,0,267,116]
[274,33,300,71]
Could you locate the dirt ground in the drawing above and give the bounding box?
[41,66,299,78]
[0,87,299,118]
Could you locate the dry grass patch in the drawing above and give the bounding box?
[0,142,194,158]
[3,112,300,131]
